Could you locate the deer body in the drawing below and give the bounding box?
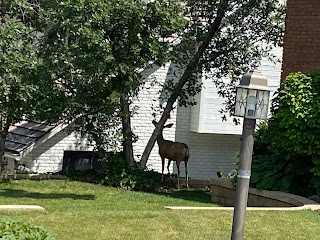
[152,120,189,188]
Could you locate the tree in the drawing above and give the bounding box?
[140,0,285,167]
[40,0,186,164]
[0,0,56,171]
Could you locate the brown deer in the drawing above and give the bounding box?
[152,120,189,188]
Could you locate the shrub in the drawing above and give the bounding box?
[0,219,53,240]
[253,121,272,156]
[102,154,162,191]
[251,72,320,196]
[63,153,162,191]
[251,154,315,196]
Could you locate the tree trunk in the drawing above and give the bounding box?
[0,118,11,173]
[120,93,135,166]
[0,0,7,173]
[140,1,227,168]
[0,134,6,173]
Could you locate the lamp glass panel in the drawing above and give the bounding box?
[254,90,270,119]
[246,95,257,117]
[245,89,257,118]
[255,90,263,118]
[234,87,248,117]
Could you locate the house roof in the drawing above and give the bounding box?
[5,120,67,160]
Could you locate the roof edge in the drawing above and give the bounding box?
[5,122,71,161]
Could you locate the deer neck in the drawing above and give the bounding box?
[156,131,165,145]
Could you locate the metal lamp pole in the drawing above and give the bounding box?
[231,69,270,240]
[231,117,256,240]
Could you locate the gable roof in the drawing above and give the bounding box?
[4,120,68,160]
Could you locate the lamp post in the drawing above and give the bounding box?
[231,69,270,240]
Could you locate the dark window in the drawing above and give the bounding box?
[62,151,100,172]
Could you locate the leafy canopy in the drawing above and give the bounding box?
[140,0,285,166]
[0,0,41,121]
[169,0,284,110]
[40,0,186,151]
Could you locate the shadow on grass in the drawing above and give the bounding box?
[0,188,95,200]
[155,188,213,204]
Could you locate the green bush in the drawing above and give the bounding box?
[0,220,53,240]
[251,71,320,196]
[101,154,161,191]
[103,154,162,191]
[251,154,315,196]
[253,121,272,156]
[63,153,162,191]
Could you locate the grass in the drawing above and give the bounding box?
[0,180,319,240]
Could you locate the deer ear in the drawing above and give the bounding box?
[164,123,174,128]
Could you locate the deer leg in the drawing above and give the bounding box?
[176,161,180,189]
[185,161,189,188]
[161,157,165,183]
[167,159,172,177]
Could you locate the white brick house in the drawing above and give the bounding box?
[132,45,283,180]
[3,46,282,179]
[3,121,94,173]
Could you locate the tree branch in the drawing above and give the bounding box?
[140,0,228,167]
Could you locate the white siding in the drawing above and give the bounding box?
[259,46,283,94]
[190,74,244,134]
[190,45,283,134]
[176,106,241,180]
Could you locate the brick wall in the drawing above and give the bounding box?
[131,63,241,180]
[131,63,178,172]
[282,0,320,80]
[22,128,94,173]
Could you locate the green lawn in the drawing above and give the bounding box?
[0,180,319,240]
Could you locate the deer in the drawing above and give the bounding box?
[152,120,190,188]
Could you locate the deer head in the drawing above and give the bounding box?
[152,120,174,129]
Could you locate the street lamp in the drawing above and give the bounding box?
[231,69,270,240]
